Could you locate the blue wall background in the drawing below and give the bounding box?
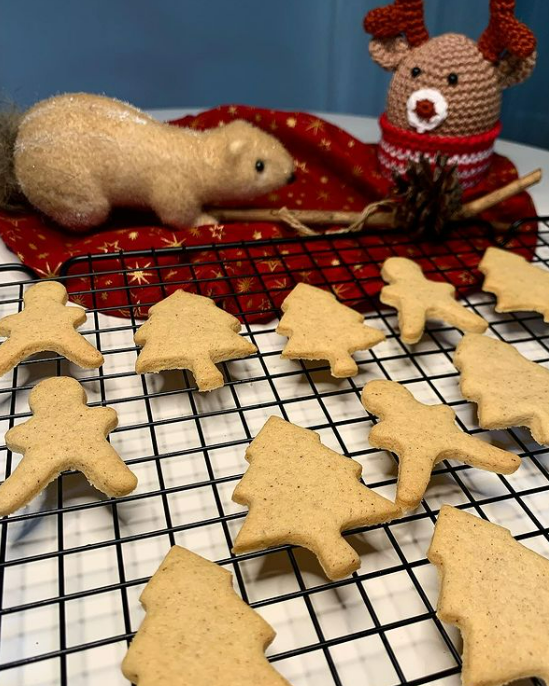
[1,0,547,148]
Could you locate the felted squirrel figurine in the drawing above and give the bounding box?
[364,0,536,188]
[0,93,295,231]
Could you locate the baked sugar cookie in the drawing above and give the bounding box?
[428,505,549,686]
[277,283,385,377]
[362,380,519,510]
[122,546,290,686]
[380,257,487,344]
[455,333,549,444]
[134,290,257,391]
[480,246,549,321]
[0,281,103,375]
[0,376,137,515]
[232,416,400,580]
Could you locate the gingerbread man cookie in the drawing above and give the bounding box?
[362,380,520,510]
[0,376,137,515]
[0,281,103,376]
[380,257,487,344]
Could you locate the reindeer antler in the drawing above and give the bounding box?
[364,0,429,47]
[478,0,536,62]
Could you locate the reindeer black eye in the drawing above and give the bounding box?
[411,67,422,78]
[255,160,265,173]
[448,73,459,86]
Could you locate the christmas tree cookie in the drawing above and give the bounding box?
[0,281,103,376]
[276,283,385,377]
[0,376,137,515]
[428,506,549,686]
[362,380,520,511]
[380,257,487,344]
[455,334,549,444]
[134,290,257,391]
[232,416,400,580]
[122,545,290,686]
[480,246,549,321]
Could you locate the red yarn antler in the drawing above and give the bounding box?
[364,0,429,47]
[478,0,536,62]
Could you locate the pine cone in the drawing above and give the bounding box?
[393,155,463,240]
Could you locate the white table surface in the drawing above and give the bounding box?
[0,110,547,270]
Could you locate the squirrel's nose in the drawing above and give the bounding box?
[287,172,296,184]
[415,99,436,121]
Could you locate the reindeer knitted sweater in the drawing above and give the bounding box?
[378,114,502,188]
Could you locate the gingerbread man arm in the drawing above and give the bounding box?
[90,406,119,433]
[438,432,520,474]
[65,306,88,327]
[0,447,60,515]
[431,298,488,336]
[0,313,21,337]
[4,421,33,452]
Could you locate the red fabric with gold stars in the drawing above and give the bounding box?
[0,105,537,321]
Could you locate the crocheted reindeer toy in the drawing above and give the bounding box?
[364,0,537,188]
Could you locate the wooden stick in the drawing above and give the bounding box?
[208,169,542,232]
[459,168,542,218]
[209,206,395,228]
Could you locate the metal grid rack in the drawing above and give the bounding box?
[1,221,549,686]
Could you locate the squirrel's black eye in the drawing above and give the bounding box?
[411,67,422,78]
[255,160,265,173]
[448,72,459,86]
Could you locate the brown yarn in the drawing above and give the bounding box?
[276,201,394,237]
[385,33,502,137]
[479,0,537,63]
[364,0,429,47]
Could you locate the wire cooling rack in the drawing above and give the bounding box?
[1,222,549,686]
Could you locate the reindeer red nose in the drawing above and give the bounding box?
[415,99,436,121]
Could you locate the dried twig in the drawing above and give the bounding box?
[208,169,542,237]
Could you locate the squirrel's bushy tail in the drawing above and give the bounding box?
[0,105,26,211]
